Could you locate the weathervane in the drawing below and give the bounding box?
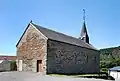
[83,9,85,21]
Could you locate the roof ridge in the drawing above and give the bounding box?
[31,23,97,50]
[32,23,81,40]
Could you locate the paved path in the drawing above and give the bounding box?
[0,72,114,81]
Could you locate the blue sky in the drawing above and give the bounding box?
[0,0,120,56]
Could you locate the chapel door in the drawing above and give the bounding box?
[37,60,42,72]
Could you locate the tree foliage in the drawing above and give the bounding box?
[10,61,17,71]
[100,46,120,72]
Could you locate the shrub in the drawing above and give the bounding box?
[10,61,17,71]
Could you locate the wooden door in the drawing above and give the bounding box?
[37,60,42,72]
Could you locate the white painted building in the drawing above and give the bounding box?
[108,66,120,79]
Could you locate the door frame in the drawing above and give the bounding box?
[37,60,42,72]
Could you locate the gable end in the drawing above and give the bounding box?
[16,23,48,47]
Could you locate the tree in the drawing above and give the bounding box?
[10,61,17,71]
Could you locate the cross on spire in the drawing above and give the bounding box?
[83,9,85,21]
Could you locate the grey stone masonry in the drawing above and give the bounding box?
[16,22,100,74]
[47,39,100,74]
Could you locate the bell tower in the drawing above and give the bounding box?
[79,9,89,44]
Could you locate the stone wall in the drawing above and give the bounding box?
[47,40,100,74]
[17,24,47,73]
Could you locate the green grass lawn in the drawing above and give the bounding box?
[48,73,115,80]
[49,73,103,77]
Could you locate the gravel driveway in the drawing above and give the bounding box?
[0,72,115,81]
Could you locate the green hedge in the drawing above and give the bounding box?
[10,61,17,71]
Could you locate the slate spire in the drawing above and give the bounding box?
[79,9,89,44]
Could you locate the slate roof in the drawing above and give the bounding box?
[80,21,89,43]
[109,66,120,71]
[80,21,88,37]
[31,23,97,50]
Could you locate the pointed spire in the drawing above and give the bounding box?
[79,9,89,44]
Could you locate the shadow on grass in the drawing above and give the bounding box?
[48,72,115,80]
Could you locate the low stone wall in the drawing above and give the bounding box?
[0,60,10,71]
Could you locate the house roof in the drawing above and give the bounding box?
[0,56,16,60]
[31,23,97,50]
[109,66,120,71]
